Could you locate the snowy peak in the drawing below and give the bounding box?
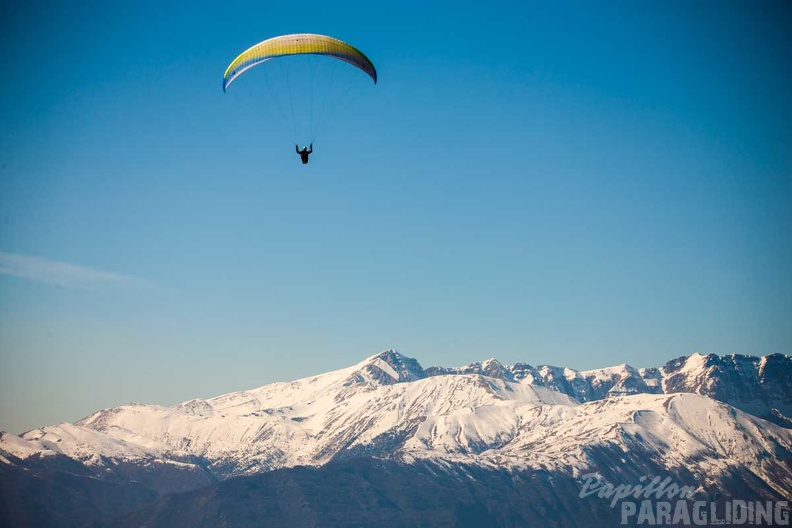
[758,353,792,400]
[424,357,514,381]
[512,364,589,400]
[429,359,659,402]
[661,352,792,426]
[579,363,661,399]
[347,349,427,386]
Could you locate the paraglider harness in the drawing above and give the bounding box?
[296,144,313,164]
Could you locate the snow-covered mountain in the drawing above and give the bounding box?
[2,351,576,483]
[2,349,791,527]
[429,352,792,426]
[662,352,792,426]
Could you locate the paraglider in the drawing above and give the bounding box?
[223,33,377,163]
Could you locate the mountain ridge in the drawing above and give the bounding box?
[1,349,791,527]
[422,350,792,427]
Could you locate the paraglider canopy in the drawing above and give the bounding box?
[223,33,377,92]
[222,33,378,151]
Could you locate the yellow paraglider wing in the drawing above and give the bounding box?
[223,33,377,92]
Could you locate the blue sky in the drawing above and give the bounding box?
[1,1,790,434]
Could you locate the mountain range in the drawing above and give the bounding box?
[1,350,790,527]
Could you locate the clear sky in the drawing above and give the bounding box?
[1,1,790,434]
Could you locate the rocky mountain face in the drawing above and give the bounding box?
[426,352,792,427]
[662,353,792,426]
[1,350,790,527]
